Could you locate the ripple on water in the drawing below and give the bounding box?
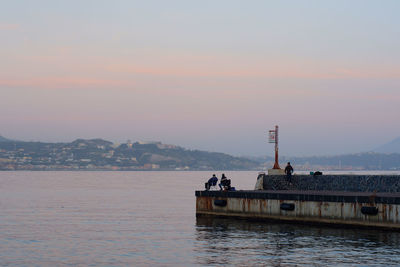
[1,171,400,266]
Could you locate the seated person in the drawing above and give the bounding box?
[205,174,218,190]
[218,173,231,190]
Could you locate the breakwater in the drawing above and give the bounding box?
[263,174,400,192]
[196,175,400,229]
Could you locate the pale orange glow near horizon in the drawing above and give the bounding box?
[1,1,400,156]
[2,52,399,90]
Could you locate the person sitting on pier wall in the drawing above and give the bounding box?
[219,173,231,191]
[205,174,218,190]
[285,162,294,183]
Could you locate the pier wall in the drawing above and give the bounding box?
[195,190,400,229]
[263,175,400,192]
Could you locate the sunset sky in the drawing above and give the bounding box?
[1,1,399,156]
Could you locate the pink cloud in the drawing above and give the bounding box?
[0,23,20,30]
[1,54,399,91]
[104,62,400,80]
[0,77,130,89]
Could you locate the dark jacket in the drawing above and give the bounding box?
[285,165,293,175]
[208,176,218,186]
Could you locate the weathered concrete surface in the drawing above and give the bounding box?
[263,175,400,192]
[267,169,285,175]
[197,190,400,204]
[195,190,400,229]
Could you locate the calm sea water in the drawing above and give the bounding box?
[1,171,400,266]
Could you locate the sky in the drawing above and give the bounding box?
[1,0,399,156]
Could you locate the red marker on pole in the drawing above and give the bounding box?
[269,125,280,169]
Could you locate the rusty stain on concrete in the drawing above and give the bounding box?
[196,193,400,229]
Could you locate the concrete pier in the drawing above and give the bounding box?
[196,175,400,229]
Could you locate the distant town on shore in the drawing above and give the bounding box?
[0,135,400,171]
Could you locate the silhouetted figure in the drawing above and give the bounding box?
[285,162,294,184]
[205,174,218,190]
[219,173,231,190]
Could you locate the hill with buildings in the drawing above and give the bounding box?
[0,138,259,171]
[1,136,400,171]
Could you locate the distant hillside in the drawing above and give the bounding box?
[285,152,400,170]
[2,136,400,171]
[0,135,12,142]
[248,152,400,170]
[374,137,400,154]
[0,138,259,171]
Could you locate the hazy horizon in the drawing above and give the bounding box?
[1,133,397,158]
[1,1,399,157]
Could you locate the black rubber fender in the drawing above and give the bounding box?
[214,199,227,207]
[361,206,378,215]
[280,203,295,211]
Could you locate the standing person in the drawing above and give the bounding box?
[285,162,294,184]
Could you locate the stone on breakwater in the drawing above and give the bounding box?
[263,175,400,193]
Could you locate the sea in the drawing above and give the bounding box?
[1,171,400,266]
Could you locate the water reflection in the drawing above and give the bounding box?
[2,171,400,266]
[195,217,400,266]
